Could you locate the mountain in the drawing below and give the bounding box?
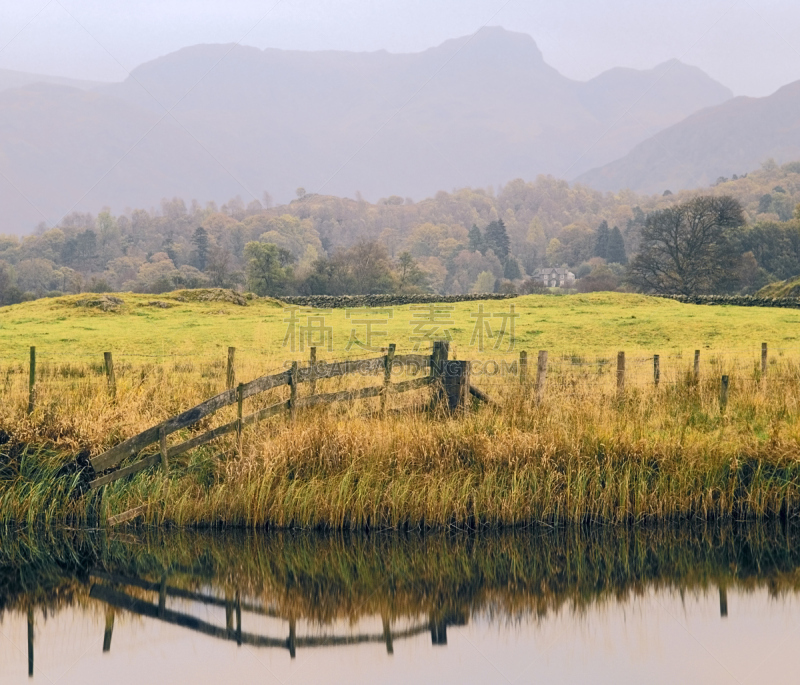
[0,68,106,93]
[0,27,733,233]
[577,81,800,194]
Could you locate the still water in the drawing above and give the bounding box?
[2,526,799,684]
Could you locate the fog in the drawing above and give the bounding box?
[2,0,800,96]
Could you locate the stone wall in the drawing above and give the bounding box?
[277,293,519,309]
[660,294,800,309]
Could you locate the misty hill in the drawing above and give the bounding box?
[578,81,800,194]
[0,27,732,233]
[0,68,106,93]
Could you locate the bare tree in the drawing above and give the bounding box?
[627,196,744,295]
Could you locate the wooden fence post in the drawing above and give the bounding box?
[720,375,729,410]
[103,608,115,652]
[441,360,470,413]
[237,383,244,458]
[28,346,36,415]
[226,347,236,389]
[309,346,317,396]
[761,342,768,378]
[694,350,700,381]
[653,354,660,387]
[235,593,242,647]
[519,350,528,385]
[158,575,167,618]
[159,425,169,475]
[616,351,625,397]
[381,343,396,415]
[431,341,450,407]
[289,362,298,421]
[536,351,548,402]
[104,351,116,398]
[719,586,728,618]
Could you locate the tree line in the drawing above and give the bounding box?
[0,159,799,305]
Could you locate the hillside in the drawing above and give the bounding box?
[0,290,795,361]
[578,81,800,194]
[0,27,732,234]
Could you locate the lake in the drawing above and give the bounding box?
[1,525,798,684]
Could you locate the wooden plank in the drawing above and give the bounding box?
[469,384,496,406]
[90,454,161,489]
[91,387,238,471]
[297,384,383,409]
[167,420,238,459]
[107,504,148,527]
[241,370,290,399]
[295,357,384,382]
[243,400,291,426]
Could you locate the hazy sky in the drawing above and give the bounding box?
[1,0,799,96]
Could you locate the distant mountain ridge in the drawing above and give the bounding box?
[0,68,107,93]
[0,27,733,233]
[577,81,800,193]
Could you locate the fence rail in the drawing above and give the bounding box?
[89,343,463,489]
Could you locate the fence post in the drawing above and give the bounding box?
[761,342,768,378]
[653,354,660,387]
[237,382,244,458]
[309,346,317,396]
[431,341,450,407]
[719,585,728,618]
[159,424,169,475]
[226,347,236,389]
[441,360,470,413]
[536,351,548,402]
[381,343,396,415]
[694,350,700,382]
[104,351,116,398]
[289,361,298,421]
[519,350,528,385]
[616,351,625,397]
[382,614,394,655]
[28,346,36,415]
[720,375,729,410]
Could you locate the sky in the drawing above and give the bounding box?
[1,0,799,97]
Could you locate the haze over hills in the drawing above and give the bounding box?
[0,27,735,234]
[0,69,108,94]
[578,81,800,194]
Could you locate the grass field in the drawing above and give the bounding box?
[0,289,797,363]
[3,289,800,530]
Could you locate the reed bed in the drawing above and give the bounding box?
[2,346,800,528]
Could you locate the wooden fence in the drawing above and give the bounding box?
[89,341,482,490]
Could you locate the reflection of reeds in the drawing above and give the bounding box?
[2,352,800,527]
[4,525,800,627]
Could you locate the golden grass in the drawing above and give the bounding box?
[2,341,800,528]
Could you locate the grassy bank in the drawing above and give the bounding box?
[2,290,800,529]
[3,359,800,528]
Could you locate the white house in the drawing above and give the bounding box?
[533,267,575,288]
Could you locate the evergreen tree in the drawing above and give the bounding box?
[484,220,510,261]
[606,226,627,265]
[594,220,610,259]
[192,226,210,271]
[504,256,522,280]
[468,224,484,253]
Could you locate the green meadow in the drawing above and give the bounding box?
[0,290,795,363]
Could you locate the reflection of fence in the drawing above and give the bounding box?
[88,571,442,659]
[90,341,483,490]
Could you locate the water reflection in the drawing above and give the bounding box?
[2,524,800,683]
